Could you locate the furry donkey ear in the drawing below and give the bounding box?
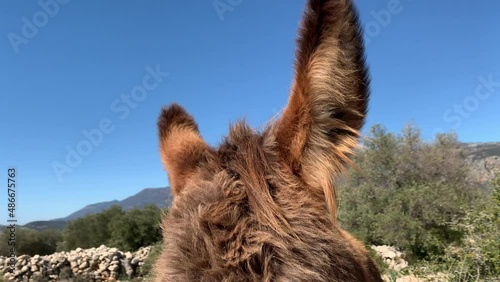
[158,104,210,196]
[274,0,369,218]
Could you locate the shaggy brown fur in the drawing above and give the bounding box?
[154,0,383,281]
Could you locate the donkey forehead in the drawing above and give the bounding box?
[220,124,276,166]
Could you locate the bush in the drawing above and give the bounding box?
[338,124,482,261]
[403,175,499,281]
[439,174,499,281]
[140,241,163,279]
[0,228,62,256]
[109,205,164,251]
[61,205,125,250]
[59,204,164,252]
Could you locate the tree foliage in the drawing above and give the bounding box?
[0,228,62,256]
[0,205,164,256]
[60,204,164,252]
[338,124,482,260]
[406,174,499,281]
[439,173,499,280]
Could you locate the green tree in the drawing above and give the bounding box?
[110,204,163,251]
[36,229,63,255]
[338,124,481,260]
[0,228,62,256]
[442,174,500,280]
[407,174,500,281]
[60,204,163,252]
[60,205,125,251]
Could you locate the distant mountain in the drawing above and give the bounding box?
[23,187,172,232]
[62,200,120,222]
[115,187,172,212]
[61,187,172,222]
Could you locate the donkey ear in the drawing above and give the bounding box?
[273,0,369,217]
[158,104,210,196]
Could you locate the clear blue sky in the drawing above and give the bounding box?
[1,0,499,224]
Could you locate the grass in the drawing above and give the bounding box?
[140,242,163,280]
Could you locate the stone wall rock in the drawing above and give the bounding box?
[1,244,449,281]
[371,245,409,272]
[0,245,152,282]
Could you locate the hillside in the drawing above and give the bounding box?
[60,187,172,222]
[22,220,67,232]
[462,142,500,183]
[62,200,120,222]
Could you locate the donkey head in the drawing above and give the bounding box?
[154,0,380,281]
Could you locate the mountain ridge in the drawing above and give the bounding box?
[23,187,172,231]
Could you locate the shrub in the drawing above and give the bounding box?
[338,124,482,261]
[438,174,499,281]
[60,204,164,252]
[0,228,62,256]
[140,241,163,279]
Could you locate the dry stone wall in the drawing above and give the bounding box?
[0,245,152,281]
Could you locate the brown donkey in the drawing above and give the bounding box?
[154,0,383,281]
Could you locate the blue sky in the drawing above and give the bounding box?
[1,0,499,224]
